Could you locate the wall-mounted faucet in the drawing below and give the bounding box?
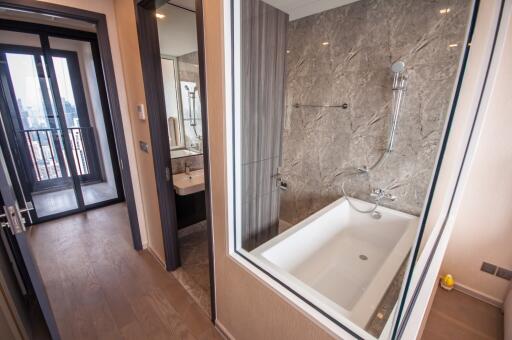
[370,188,396,203]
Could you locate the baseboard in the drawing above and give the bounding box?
[453,282,503,308]
[215,320,235,340]
[147,246,166,270]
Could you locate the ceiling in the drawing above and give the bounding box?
[0,7,96,32]
[263,0,360,20]
[168,0,195,12]
[157,3,197,57]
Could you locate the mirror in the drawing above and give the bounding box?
[229,0,477,338]
[157,3,203,159]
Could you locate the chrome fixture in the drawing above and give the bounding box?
[370,210,382,219]
[185,161,191,178]
[370,188,396,202]
[341,61,407,214]
[292,103,348,109]
[388,61,407,152]
[184,84,198,127]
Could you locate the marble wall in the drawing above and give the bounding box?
[280,0,471,224]
[177,51,199,83]
[171,154,204,174]
[177,51,203,150]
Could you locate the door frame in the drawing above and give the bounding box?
[135,0,216,320]
[0,0,143,250]
[0,24,125,223]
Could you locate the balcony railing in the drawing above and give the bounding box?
[22,127,91,182]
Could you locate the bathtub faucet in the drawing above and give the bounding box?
[370,188,396,202]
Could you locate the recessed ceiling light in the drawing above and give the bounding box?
[156,13,166,19]
[322,41,329,46]
[448,43,458,48]
[440,8,451,14]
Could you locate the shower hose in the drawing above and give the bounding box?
[341,151,390,214]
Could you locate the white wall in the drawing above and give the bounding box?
[440,3,512,303]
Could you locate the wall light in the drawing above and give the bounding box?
[448,43,458,48]
[286,50,290,54]
[440,8,451,14]
[156,13,166,19]
[322,41,329,46]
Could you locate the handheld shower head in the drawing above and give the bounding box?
[391,60,406,74]
[387,61,407,152]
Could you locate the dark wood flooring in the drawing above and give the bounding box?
[28,203,221,339]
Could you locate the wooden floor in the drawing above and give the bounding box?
[422,288,504,340]
[29,203,221,340]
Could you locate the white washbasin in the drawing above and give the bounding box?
[171,149,200,158]
[172,169,205,196]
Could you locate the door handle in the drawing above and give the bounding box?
[0,203,33,233]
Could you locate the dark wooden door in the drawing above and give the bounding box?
[0,144,61,340]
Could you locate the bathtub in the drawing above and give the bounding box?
[251,196,418,329]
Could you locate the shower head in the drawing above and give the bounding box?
[391,60,406,74]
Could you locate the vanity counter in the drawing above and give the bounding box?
[173,169,205,196]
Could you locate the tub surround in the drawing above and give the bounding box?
[280,0,471,224]
[252,197,418,330]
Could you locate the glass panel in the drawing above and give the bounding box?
[49,37,119,206]
[231,0,475,338]
[53,57,80,128]
[4,50,78,217]
[156,3,203,159]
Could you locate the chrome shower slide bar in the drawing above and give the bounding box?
[292,102,349,109]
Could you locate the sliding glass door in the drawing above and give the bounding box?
[0,28,122,222]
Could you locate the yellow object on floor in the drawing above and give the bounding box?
[440,274,455,291]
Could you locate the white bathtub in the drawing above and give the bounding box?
[251,197,418,330]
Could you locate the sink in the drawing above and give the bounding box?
[171,149,200,159]
[172,169,205,196]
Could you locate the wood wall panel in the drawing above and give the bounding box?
[240,0,288,250]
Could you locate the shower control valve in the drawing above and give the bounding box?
[370,188,396,202]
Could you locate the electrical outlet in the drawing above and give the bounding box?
[480,262,497,275]
[496,267,512,281]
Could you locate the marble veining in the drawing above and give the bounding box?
[280,0,471,224]
[171,154,204,174]
[177,51,203,150]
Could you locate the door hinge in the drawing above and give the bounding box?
[1,205,26,235]
[165,167,171,181]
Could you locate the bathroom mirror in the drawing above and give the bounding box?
[157,3,203,159]
[228,0,477,338]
